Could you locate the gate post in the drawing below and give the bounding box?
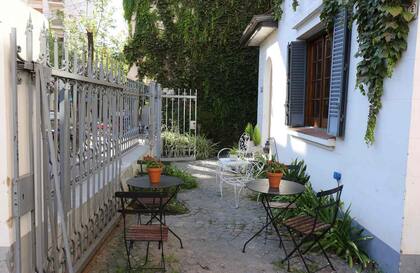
[156,83,162,159]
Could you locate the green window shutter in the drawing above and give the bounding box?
[327,9,351,137]
[286,41,307,127]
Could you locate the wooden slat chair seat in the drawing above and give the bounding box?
[126,224,169,241]
[284,215,330,235]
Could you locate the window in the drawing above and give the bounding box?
[286,9,350,137]
[305,33,331,128]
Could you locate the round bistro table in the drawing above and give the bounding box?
[126,175,184,248]
[242,179,305,253]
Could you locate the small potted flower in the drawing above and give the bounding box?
[146,159,164,183]
[265,160,287,188]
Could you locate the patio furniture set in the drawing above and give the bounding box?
[113,134,343,273]
[217,134,344,273]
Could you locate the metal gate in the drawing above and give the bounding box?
[160,88,197,161]
[10,19,158,273]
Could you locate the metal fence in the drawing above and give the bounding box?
[11,18,160,273]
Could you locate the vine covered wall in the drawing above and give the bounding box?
[123,0,274,146]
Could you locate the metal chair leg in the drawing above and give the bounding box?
[288,229,311,273]
[317,240,335,271]
[124,240,132,270]
[143,242,150,266]
[161,240,166,272]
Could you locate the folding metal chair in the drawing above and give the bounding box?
[282,185,343,273]
[115,191,169,272]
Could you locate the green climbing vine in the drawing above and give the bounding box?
[274,0,414,144]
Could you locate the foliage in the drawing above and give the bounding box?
[123,0,274,147]
[252,126,262,146]
[264,159,287,174]
[244,123,254,137]
[273,183,374,269]
[352,0,414,144]
[161,131,217,160]
[146,159,164,169]
[195,135,218,160]
[283,158,310,185]
[244,123,261,146]
[62,0,127,61]
[164,164,198,190]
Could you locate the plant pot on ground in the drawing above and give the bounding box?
[265,160,287,188]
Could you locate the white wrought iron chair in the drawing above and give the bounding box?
[217,133,254,160]
[218,160,265,208]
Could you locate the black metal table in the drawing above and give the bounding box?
[127,175,184,248]
[242,179,305,253]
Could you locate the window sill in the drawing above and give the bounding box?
[288,127,336,150]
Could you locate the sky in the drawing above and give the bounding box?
[109,0,128,38]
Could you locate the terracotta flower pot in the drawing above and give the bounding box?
[147,167,162,183]
[267,172,283,188]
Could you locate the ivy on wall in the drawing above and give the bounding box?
[123,0,274,146]
[274,0,414,144]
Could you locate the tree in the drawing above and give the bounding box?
[63,0,127,60]
[123,0,273,146]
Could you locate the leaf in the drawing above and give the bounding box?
[402,11,415,22]
[385,6,403,17]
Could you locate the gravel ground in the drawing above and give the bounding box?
[83,160,356,273]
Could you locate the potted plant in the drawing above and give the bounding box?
[265,160,287,188]
[146,158,164,183]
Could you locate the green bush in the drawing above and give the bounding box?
[164,164,198,190]
[273,184,373,269]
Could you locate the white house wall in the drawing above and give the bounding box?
[256,1,418,272]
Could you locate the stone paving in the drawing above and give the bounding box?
[83,160,355,273]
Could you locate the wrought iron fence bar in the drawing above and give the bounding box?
[161,94,196,99]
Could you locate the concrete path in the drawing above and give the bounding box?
[83,160,355,273]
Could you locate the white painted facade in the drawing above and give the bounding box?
[254,1,420,272]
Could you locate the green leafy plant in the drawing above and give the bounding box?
[244,123,261,146]
[283,158,310,185]
[195,135,218,160]
[164,164,198,190]
[146,159,164,169]
[245,123,254,137]
[273,183,374,269]
[162,131,217,160]
[264,160,287,174]
[252,126,261,146]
